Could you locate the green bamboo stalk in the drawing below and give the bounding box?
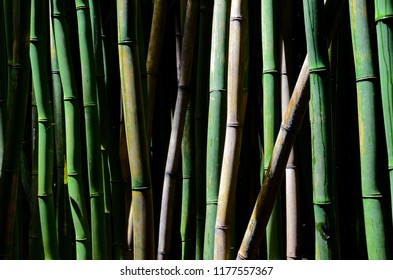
[157,0,199,260]
[146,0,168,142]
[0,0,31,259]
[262,0,284,260]
[30,0,59,259]
[117,0,155,260]
[3,0,12,107]
[349,0,388,260]
[237,57,310,260]
[51,0,91,260]
[29,94,44,259]
[49,11,73,259]
[75,0,107,260]
[194,0,212,260]
[374,0,393,228]
[203,0,229,260]
[303,0,340,260]
[180,95,196,260]
[214,0,248,260]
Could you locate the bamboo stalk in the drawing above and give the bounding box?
[0,0,31,259]
[75,0,107,259]
[262,0,284,260]
[280,0,300,260]
[3,0,12,107]
[303,0,340,260]
[30,0,59,259]
[146,0,168,142]
[203,0,229,260]
[29,94,44,259]
[194,0,212,260]
[214,0,248,260]
[374,0,393,229]
[157,0,199,260]
[51,0,91,260]
[117,0,155,260]
[236,57,310,260]
[349,0,388,260]
[0,0,6,170]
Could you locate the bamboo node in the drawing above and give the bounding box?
[83,103,97,108]
[263,69,278,75]
[11,64,23,69]
[209,88,227,94]
[118,40,135,46]
[206,200,218,205]
[236,253,247,260]
[309,67,327,74]
[216,225,229,230]
[29,37,39,43]
[131,184,152,190]
[280,123,292,133]
[178,84,190,91]
[356,75,377,82]
[375,15,393,23]
[227,122,243,128]
[64,96,77,101]
[231,16,244,22]
[90,193,103,198]
[75,5,88,11]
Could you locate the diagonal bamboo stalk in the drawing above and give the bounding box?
[214,0,248,260]
[157,0,199,260]
[349,0,388,260]
[0,0,31,259]
[30,0,59,259]
[117,0,155,260]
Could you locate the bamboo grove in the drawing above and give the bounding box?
[1,0,393,260]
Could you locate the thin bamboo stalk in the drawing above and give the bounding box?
[262,0,284,260]
[146,0,168,142]
[374,0,393,229]
[51,0,91,260]
[280,0,300,260]
[214,0,248,260]
[30,0,59,259]
[203,0,229,260]
[75,0,107,259]
[157,0,199,260]
[180,95,196,260]
[0,0,6,170]
[0,0,31,259]
[194,0,212,260]
[303,0,340,260]
[3,0,12,107]
[349,0,388,260]
[29,94,44,259]
[117,0,155,260]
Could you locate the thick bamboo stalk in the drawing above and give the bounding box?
[203,0,229,260]
[262,0,284,260]
[0,0,6,170]
[303,0,340,260]
[117,0,155,260]
[349,0,388,260]
[0,0,31,259]
[75,0,107,259]
[30,0,59,259]
[237,57,310,260]
[214,0,248,260]
[194,0,212,260]
[374,0,393,228]
[146,0,168,142]
[157,0,199,260]
[51,0,91,260]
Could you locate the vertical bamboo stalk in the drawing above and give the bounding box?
[51,0,91,260]
[303,0,340,259]
[194,0,212,260]
[374,0,393,228]
[0,0,31,259]
[262,0,284,260]
[117,0,155,260]
[349,0,388,260]
[157,0,199,260]
[146,0,168,142]
[75,0,107,259]
[214,0,248,260]
[0,0,6,169]
[204,0,229,260]
[30,0,59,259]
